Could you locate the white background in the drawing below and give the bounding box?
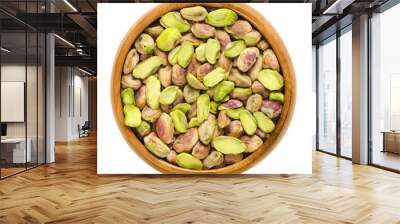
[98,3,312,174]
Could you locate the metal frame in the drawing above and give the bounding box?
[0,0,47,180]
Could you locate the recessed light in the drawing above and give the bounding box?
[63,0,78,12]
[54,34,75,48]
[1,47,11,53]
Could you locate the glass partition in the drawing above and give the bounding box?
[339,28,352,158]
[1,30,28,177]
[317,36,337,154]
[0,1,46,179]
[370,3,400,171]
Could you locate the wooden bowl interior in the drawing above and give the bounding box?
[111,3,296,174]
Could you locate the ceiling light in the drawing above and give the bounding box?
[323,0,355,15]
[1,47,11,53]
[54,34,75,48]
[63,0,78,12]
[78,67,93,76]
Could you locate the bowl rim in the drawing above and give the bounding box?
[111,3,297,174]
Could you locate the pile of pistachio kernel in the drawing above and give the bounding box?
[120,6,284,170]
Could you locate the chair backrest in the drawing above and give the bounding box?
[82,121,90,129]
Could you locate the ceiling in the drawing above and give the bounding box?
[0,0,395,73]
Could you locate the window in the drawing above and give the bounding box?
[339,28,352,158]
[370,3,400,171]
[317,36,337,154]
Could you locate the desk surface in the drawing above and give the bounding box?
[381,131,400,134]
[1,138,27,143]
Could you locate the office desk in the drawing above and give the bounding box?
[381,131,400,154]
[1,138,31,163]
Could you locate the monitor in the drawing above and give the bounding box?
[1,123,7,137]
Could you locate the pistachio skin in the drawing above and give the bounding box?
[225,120,244,138]
[121,75,142,90]
[160,11,191,33]
[217,110,231,129]
[135,86,147,110]
[257,39,269,50]
[203,151,224,169]
[155,113,175,144]
[261,100,282,119]
[141,106,162,123]
[218,99,243,110]
[224,153,243,165]
[171,64,187,87]
[217,53,232,73]
[251,81,270,98]
[123,49,139,74]
[135,33,155,55]
[173,128,199,153]
[166,150,177,164]
[237,47,260,72]
[214,30,231,49]
[240,135,263,153]
[198,114,216,145]
[228,69,252,88]
[246,94,263,112]
[180,6,208,22]
[225,20,252,38]
[191,23,215,39]
[192,142,210,160]
[145,25,164,39]
[196,63,213,81]
[177,33,203,47]
[158,66,172,88]
[262,49,280,71]
[144,132,171,158]
[249,55,263,81]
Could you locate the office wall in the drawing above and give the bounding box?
[54,67,89,141]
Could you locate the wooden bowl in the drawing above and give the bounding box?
[111,3,296,174]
